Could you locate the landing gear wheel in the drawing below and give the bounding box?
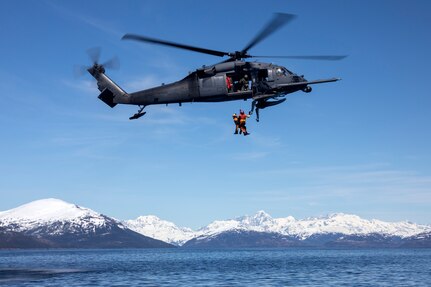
[129,105,146,120]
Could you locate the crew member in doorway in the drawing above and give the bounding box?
[226,76,233,92]
[238,74,249,91]
[238,110,250,136]
[232,113,240,134]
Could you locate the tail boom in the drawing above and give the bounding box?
[88,65,129,107]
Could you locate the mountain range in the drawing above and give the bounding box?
[125,210,431,248]
[0,199,171,248]
[1,199,430,248]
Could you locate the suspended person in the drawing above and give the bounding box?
[232,113,241,134]
[238,110,250,136]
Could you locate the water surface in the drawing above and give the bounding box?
[0,248,430,286]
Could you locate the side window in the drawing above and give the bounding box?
[199,75,226,97]
[267,69,274,81]
[258,69,268,81]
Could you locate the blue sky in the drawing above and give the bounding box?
[1,0,430,229]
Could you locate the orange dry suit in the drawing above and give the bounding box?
[232,113,240,134]
[238,112,250,135]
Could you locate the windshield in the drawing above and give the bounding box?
[275,67,292,76]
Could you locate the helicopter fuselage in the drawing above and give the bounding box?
[85,13,343,120]
[123,61,307,106]
[88,59,339,121]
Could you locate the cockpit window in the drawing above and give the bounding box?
[284,68,293,75]
[275,67,293,76]
[275,68,284,76]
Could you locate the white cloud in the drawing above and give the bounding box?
[243,163,431,206]
[45,2,123,38]
[249,132,283,149]
[77,15,123,38]
[232,152,269,161]
[61,79,96,95]
[123,75,161,91]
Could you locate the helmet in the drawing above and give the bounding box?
[240,110,244,114]
[244,74,248,79]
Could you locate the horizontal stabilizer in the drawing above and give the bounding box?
[98,88,117,108]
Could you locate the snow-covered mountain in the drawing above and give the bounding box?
[124,215,195,246]
[0,198,114,234]
[0,199,172,248]
[278,213,428,239]
[2,199,430,248]
[126,210,431,246]
[181,211,431,248]
[197,211,429,239]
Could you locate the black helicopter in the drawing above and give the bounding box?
[86,13,345,121]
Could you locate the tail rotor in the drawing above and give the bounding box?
[74,47,119,78]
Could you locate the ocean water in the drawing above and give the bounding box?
[0,248,430,286]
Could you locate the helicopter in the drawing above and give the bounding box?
[85,13,345,122]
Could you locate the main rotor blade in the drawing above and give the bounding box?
[241,13,297,54]
[102,56,120,70]
[87,47,101,64]
[252,55,348,60]
[74,65,90,78]
[122,34,229,57]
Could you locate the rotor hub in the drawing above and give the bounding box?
[87,63,105,76]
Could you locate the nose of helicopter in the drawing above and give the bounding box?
[290,74,306,83]
[290,74,312,93]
